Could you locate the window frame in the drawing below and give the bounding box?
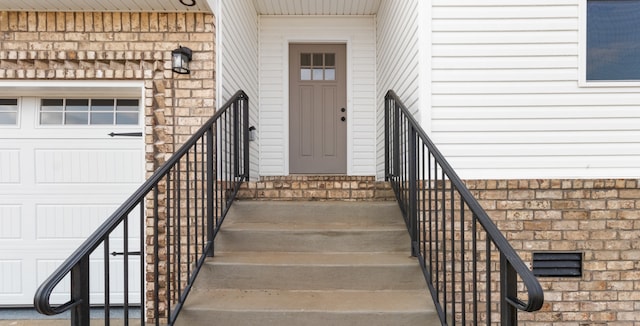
[579,0,640,86]
[38,98,141,127]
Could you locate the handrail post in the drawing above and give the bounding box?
[500,252,518,326]
[233,100,240,177]
[70,257,90,326]
[206,125,215,257]
[242,94,250,180]
[384,94,390,180]
[392,99,400,178]
[501,253,518,325]
[408,125,419,257]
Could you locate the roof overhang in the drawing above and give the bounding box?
[0,0,212,12]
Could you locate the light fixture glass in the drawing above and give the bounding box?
[172,46,192,74]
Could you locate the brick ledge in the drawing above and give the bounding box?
[237,176,394,201]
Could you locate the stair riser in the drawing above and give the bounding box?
[215,230,410,252]
[196,264,426,290]
[227,202,404,225]
[176,311,440,326]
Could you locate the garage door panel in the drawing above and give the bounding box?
[0,260,23,294]
[35,204,141,240]
[35,149,143,184]
[0,149,20,184]
[0,205,22,239]
[36,204,119,240]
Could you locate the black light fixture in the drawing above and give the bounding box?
[172,46,192,74]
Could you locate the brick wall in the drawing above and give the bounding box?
[466,179,640,326]
[0,11,215,164]
[0,11,215,323]
[237,176,395,201]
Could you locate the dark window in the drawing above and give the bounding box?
[587,0,640,80]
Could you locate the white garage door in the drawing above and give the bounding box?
[0,97,144,306]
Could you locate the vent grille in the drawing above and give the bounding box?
[532,252,582,277]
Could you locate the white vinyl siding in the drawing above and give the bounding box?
[375,0,420,180]
[431,0,640,179]
[219,0,259,179]
[259,16,376,176]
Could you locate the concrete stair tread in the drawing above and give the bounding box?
[184,289,434,313]
[210,251,416,266]
[221,222,406,231]
[228,200,404,224]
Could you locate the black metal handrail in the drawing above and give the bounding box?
[34,90,250,325]
[384,90,543,325]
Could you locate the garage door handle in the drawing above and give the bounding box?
[111,251,141,256]
[108,132,142,137]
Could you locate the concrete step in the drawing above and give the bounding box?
[175,289,439,326]
[215,223,409,252]
[195,251,426,290]
[175,200,438,326]
[217,200,410,252]
[226,201,406,225]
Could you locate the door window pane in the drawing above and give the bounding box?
[91,99,114,111]
[40,99,64,125]
[325,53,335,67]
[301,69,311,80]
[0,99,18,125]
[66,99,89,112]
[116,99,139,111]
[312,69,323,80]
[313,53,323,66]
[90,112,113,125]
[116,113,139,125]
[301,53,311,66]
[40,112,63,125]
[325,68,336,81]
[65,112,88,125]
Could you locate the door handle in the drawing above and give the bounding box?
[340,108,346,112]
[108,132,142,137]
[341,117,346,122]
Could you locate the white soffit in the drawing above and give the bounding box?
[0,0,211,12]
[253,0,381,15]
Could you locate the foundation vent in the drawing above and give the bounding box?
[532,252,582,278]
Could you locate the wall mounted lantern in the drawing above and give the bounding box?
[172,46,192,74]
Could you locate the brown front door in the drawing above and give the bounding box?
[289,43,347,174]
